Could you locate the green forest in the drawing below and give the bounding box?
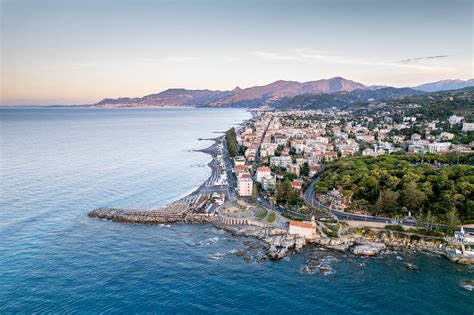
[315,154,474,223]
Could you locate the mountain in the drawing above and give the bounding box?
[269,87,424,110]
[95,89,231,107]
[412,79,474,92]
[93,77,366,108]
[207,77,366,107]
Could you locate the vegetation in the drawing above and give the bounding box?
[385,224,405,232]
[255,207,268,219]
[226,127,238,157]
[276,179,303,207]
[266,211,276,223]
[317,154,474,223]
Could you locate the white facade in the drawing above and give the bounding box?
[462,123,474,132]
[238,176,253,197]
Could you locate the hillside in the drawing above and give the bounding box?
[93,77,367,108]
[413,79,474,92]
[269,87,423,110]
[92,77,474,109]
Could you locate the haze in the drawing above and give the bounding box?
[0,0,472,105]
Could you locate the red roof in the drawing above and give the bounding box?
[257,166,271,172]
[290,220,315,229]
[291,181,303,188]
[235,165,249,171]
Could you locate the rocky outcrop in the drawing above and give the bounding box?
[351,241,386,256]
[264,234,307,260]
[446,252,474,265]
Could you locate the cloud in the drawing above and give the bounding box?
[252,49,454,72]
[400,55,449,63]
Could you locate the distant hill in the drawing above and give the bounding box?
[412,79,474,92]
[95,89,231,107]
[206,77,367,107]
[269,87,424,110]
[93,77,473,109]
[93,77,367,108]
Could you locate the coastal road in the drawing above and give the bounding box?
[303,175,474,233]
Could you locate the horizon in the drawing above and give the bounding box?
[1,0,473,105]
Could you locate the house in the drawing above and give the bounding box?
[289,219,317,239]
[291,180,303,190]
[256,166,271,183]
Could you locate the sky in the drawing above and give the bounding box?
[0,0,472,105]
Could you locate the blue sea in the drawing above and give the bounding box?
[1,107,473,314]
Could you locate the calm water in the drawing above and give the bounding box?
[0,108,472,313]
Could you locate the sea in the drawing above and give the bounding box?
[0,107,473,314]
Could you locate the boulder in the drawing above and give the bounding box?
[351,241,386,256]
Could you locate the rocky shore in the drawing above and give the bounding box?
[215,223,474,266]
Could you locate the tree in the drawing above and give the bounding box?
[300,162,310,177]
[225,128,237,157]
[445,207,461,229]
[401,181,427,212]
[375,189,398,215]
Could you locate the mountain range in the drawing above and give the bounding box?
[94,77,474,109]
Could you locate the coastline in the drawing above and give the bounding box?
[88,136,224,224]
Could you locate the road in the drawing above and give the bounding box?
[303,174,474,233]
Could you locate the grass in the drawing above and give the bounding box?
[255,207,268,219]
[266,211,276,223]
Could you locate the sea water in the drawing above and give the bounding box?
[1,107,473,313]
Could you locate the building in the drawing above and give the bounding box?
[256,166,271,183]
[449,115,463,125]
[462,123,474,132]
[270,156,292,168]
[427,142,451,153]
[261,175,276,191]
[288,219,317,239]
[291,180,303,190]
[234,156,246,166]
[287,163,300,177]
[238,174,253,197]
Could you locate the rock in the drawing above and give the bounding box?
[234,249,246,257]
[268,247,289,260]
[294,237,306,251]
[327,242,352,252]
[351,242,386,256]
[319,265,333,275]
[459,280,474,291]
[243,255,252,262]
[256,256,267,264]
[404,263,418,270]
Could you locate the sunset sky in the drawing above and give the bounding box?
[1,0,472,105]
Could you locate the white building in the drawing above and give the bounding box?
[270,156,292,168]
[238,174,253,197]
[289,219,317,239]
[462,123,474,132]
[427,142,451,153]
[449,115,463,125]
[256,166,271,183]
